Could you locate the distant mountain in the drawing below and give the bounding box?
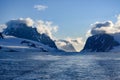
[0,35,59,52]
[81,34,120,52]
[55,40,77,52]
[3,21,57,49]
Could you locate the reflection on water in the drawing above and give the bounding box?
[0,52,120,80]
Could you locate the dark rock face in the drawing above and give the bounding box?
[0,33,4,39]
[3,22,57,49]
[0,46,2,49]
[21,40,37,48]
[82,34,120,52]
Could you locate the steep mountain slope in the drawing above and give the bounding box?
[3,20,57,49]
[81,34,120,52]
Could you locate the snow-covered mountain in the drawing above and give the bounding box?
[55,40,77,52]
[81,34,120,52]
[3,20,57,49]
[0,35,59,52]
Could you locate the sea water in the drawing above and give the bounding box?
[0,52,120,80]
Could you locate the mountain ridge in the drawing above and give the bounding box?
[3,20,57,49]
[81,34,120,52]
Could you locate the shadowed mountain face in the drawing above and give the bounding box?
[82,34,120,52]
[3,22,57,49]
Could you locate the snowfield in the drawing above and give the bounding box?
[0,36,58,52]
[0,52,120,80]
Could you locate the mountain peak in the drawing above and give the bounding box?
[81,34,120,52]
[3,21,57,49]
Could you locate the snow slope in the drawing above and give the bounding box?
[0,35,59,52]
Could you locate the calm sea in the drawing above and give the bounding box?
[0,52,120,80]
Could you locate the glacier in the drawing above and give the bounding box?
[0,35,59,52]
[0,52,120,80]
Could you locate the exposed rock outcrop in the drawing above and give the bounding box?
[81,34,120,52]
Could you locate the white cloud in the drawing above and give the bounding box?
[55,37,85,52]
[24,18,34,26]
[7,18,34,27]
[35,20,58,39]
[6,18,58,39]
[85,14,120,45]
[55,40,76,52]
[65,37,85,52]
[115,14,120,28]
[34,5,48,11]
[0,24,7,32]
[2,17,85,52]
[87,15,120,37]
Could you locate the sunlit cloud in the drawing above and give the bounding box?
[86,15,120,37]
[7,18,34,27]
[55,37,85,52]
[65,37,85,52]
[34,5,48,11]
[0,24,7,32]
[85,14,120,45]
[5,18,58,39]
[35,20,58,39]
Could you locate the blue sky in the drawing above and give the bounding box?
[0,0,120,39]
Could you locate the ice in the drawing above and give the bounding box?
[0,52,120,80]
[0,35,58,52]
[31,55,61,61]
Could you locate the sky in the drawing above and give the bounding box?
[0,0,120,40]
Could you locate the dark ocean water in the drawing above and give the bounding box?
[0,52,120,80]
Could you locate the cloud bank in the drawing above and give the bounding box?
[55,37,84,52]
[4,15,120,52]
[55,40,76,52]
[87,15,120,36]
[86,15,120,46]
[35,20,58,39]
[0,24,7,32]
[6,18,58,39]
[7,18,34,27]
[5,18,83,52]
[65,37,84,52]
[34,5,48,11]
